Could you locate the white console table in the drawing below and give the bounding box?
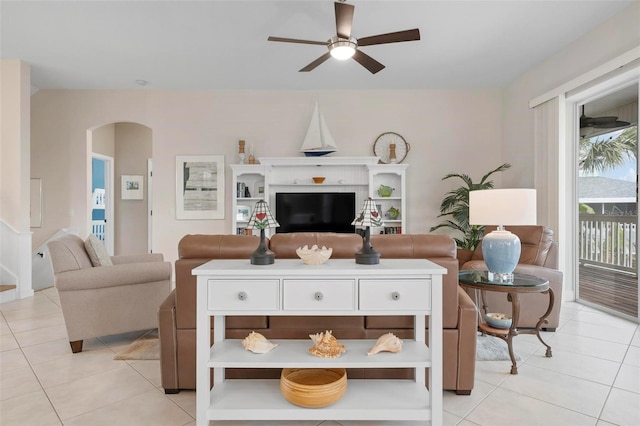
[194,258,444,425]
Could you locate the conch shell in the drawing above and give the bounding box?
[367,332,403,356]
[242,331,278,354]
[296,245,333,265]
[308,330,346,358]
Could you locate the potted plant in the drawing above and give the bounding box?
[430,163,511,253]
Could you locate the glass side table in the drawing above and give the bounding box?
[458,270,554,374]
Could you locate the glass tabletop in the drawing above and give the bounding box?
[458,270,548,289]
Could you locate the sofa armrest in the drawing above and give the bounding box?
[112,253,165,265]
[54,261,171,292]
[457,249,474,270]
[159,289,179,393]
[456,286,478,392]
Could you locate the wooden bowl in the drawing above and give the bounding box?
[312,176,326,184]
[280,368,347,408]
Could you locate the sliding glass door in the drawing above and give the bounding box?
[576,85,639,319]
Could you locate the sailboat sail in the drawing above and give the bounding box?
[300,103,338,156]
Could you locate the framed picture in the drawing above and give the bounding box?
[236,205,251,221]
[176,155,225,220]
[121,175,144,200]
[254,181,265,199]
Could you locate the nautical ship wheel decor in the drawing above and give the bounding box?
[373,132,410,164]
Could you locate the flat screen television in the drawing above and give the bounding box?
[275,192,355,233]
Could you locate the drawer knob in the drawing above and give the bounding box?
[237,291,247,301]
[391,291,401,301]
[314,291,324,301]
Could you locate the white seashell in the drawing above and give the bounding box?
[367,332,403,356]
[242,331,278,354]
[296,245,333,265]
[308,330,346,358]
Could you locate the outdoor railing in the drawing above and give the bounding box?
[91,220,106,242]
[579,214,637,273]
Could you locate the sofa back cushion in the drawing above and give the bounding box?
[48,234,94,274]
[471,225,554,267]
[372,234,459,329]
[175,234,263,329]
[269,232,363,258]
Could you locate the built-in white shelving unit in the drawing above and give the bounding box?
[230,157,408,236]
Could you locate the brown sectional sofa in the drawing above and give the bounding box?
[159,232,478,395]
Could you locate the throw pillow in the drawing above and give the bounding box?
[84,235,113,267]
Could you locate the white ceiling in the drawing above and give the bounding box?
[1,0,636,91]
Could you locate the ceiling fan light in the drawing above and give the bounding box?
[329,36,357,60]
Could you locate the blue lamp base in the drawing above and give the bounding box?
[482,227,521,282]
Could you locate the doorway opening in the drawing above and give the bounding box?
[576,84,639,320]
[91,154,114,254]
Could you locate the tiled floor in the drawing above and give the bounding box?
[1,287,639,426]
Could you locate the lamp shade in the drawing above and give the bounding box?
[352,197,384,228]
[469,189,536,226]
[247,200,279,230]
[468,188,536,282]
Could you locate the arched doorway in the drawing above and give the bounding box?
[87,122,153,255]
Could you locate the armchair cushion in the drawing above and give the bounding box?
[84,235,113,267]
[53,261,172,292]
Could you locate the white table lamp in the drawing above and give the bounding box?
[469,189,536,281]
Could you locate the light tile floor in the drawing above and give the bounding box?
[1,287,639,426]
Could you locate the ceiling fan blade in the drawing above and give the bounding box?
[335,2,355,39]
[268,36,327,46]
[358,29,421,47]
[299,52,332,72]
[352,50,385,74]
[594,120,631,129]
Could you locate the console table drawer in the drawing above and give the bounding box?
[208,280,279,311]
[359,279,431,310]
[283,280,355,310]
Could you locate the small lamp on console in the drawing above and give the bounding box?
[469,188,536,282]
[246,199,280,265]
[352,197,384,264]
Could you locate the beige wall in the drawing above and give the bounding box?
[503,2,640,190]
[1,60,30,231]
[92,124,115,157]
[114,122,150,255]
[30,89,504,263]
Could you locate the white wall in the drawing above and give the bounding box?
[30,89,504,264]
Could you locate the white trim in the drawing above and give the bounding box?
[91,152,115,255]
[530,46,640,108]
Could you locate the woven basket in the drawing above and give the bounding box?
[280,368,347,408]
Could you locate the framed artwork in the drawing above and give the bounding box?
[236,205,251,221]
[121,175,144,200]
[176,155,225,220]
[254,181,265,199]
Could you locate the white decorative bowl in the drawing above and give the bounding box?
[296,245,333,265]
[485,313,512,329]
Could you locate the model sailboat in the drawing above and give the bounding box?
[300,103,338,157]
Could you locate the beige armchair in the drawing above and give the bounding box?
[458,225,563,330]
[48,234,171,353]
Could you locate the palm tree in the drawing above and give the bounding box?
[430,163,511,250]
[580,127,637,174]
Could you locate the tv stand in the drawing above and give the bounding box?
[231,157,407,236]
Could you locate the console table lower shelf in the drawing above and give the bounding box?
[208,379,432,421]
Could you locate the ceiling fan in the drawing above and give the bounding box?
[267,1,420,74]
[580,105,630,129]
